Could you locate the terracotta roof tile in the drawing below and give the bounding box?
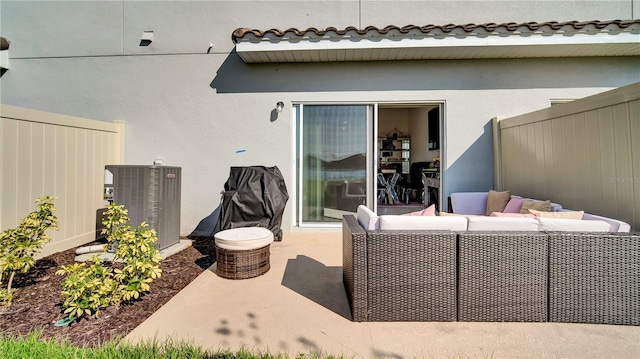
[232,19,640,43]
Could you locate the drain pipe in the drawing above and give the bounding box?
[75,245,106,255]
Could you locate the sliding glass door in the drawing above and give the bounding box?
[296,105,373,225]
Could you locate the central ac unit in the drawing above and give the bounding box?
[103,165,181,250]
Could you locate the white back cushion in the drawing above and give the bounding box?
[467,216,540,231]
[581,213,630,232]
[538,218,610,232]
[379,215,467,231]
[356,205,379,230]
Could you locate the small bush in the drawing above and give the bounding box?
[57,203,161,321]
[0,196,58,306]
[56,256,117,319]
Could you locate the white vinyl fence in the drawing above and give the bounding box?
[494,82,639,231]
[1,105,125,257]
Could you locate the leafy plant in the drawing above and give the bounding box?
[56,255,116,319]
[57,203,162,321]
[111,221,162,302]
[103,203,162,302]
[0,196,59,306]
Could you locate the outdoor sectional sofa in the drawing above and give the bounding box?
[342,203,639,325]
[449,191,632,232]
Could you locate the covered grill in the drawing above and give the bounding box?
[220,166,289,241]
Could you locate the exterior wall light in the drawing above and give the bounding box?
[140,31,153,46]
[276,101,284,113]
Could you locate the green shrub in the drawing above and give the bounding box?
[57,203,162,321]
[0,196,59,306]
[56,255,117,319]
[109,221,162,302]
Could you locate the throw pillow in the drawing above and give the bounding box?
[503,197,524,213]
[529,209,584,219]
[490,212,536,218]
[486,190,511,216]
[422,204,437,216]
[438,211,462,216]
[520,199,551,214]
[401,204,436,216]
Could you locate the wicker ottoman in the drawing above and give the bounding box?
[214,227,274,280]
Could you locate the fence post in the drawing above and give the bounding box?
[492,117,505,191]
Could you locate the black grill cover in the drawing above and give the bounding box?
[220,166,289,241]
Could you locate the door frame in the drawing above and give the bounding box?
[292,100,445,227]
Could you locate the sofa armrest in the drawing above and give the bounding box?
[342,215,368,321]
[581,212,631,232]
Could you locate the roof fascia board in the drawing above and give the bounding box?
[236,32,638,54]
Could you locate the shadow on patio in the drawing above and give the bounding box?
[281,254,352,320]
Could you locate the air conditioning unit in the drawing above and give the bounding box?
[103,165,181,250]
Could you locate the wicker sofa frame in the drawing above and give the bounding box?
[342,215,639,325]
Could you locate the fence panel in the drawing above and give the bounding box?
[495,83,640,231]
[1,105,124,257]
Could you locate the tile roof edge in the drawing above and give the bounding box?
[232,19,640,44]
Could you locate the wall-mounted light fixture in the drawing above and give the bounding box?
[276,101,284,113]
[1,37,10,75]
[140,31,154,46]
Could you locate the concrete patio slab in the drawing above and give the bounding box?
[124,231,640,358]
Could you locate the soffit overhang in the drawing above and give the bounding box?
[232,20,640,63]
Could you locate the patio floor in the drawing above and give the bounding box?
[124,231,640,358]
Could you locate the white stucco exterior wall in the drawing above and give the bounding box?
[1,1,638,235]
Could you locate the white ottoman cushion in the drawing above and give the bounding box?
[214,227,274,250]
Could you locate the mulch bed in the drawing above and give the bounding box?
[0,238,216,347]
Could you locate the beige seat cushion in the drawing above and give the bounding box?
[467,216,540,231]
[214,227,274,250]
[537,218,610,232]
[379,215,468,231]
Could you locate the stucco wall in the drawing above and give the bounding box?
[408,107,433,163]
[1,1,638,234]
